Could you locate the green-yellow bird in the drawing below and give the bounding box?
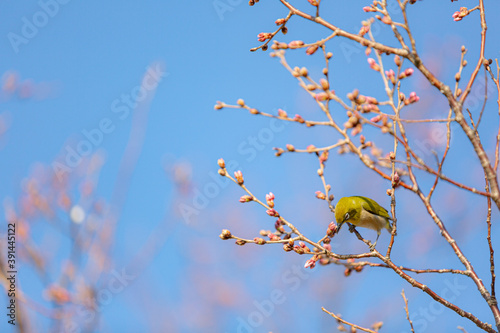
[334,196,393,250]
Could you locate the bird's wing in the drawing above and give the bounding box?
[357,196,391,220]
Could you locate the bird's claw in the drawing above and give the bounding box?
[348,224,355,233]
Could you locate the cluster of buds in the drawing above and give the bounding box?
[398,68,414,79]
[402,91,420,105]
[257,32,272,42]
[267,232,281,241]
[344,111,362,135]
[217,158,226,176]
[219,229,232,240]
[385,69,396,84]
[293,241,311,255]
[344,258,364,276]
[358,18,374,36]
[452,7,468,22]
[326,221,337,237]
[266,192,275,207]
[370,114,392,133]
[292,66,308,77]
[283,239,294,252]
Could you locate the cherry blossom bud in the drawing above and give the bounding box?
[275,18,286,25]
[257,32,272,42]
[278,109,288,118]
[234,170,244,185]
[266,209,279,217]
[306,145,316,153]
[288,40,304,49]
[237,99,245,106]
[394,55,402,67]
[239,195,253,203]
[315,191,326,200]
[308,0,318,6]
[304,258,316,269]
[294,245,305,254]
[217,158,225,168]
[219,229,232,240]
[363,6,376,12]
[392,171,400,187]
[294,114,305,124]
[254,237,266,245]
[315,92,328,102]
[324,244,332,251]
[320,78,330,90]
[367,58,380,71]
[381,15,392,24]
[283,243,293,251]
[286,144,295,152]
[306,45,319,55]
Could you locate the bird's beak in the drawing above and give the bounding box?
[336,221,344,233]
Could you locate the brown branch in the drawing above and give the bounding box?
[401,290,415,333]
[322,307,377,333]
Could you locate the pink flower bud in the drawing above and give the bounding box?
[266,209,279,217]
[306,45,319,55]
[367,58,380,71]
[304,258,316,269]
[278,109,288,117]
[234,171,244,185]
[239,195,253,203]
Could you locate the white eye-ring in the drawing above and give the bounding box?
[344,213,349,221]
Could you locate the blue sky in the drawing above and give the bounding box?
[2,1,500,332]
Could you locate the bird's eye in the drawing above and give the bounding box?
[344,213,349,221]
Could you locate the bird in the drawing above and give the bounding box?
[334,196,393,250]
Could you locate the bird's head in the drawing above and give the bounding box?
[334,197,361,232]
